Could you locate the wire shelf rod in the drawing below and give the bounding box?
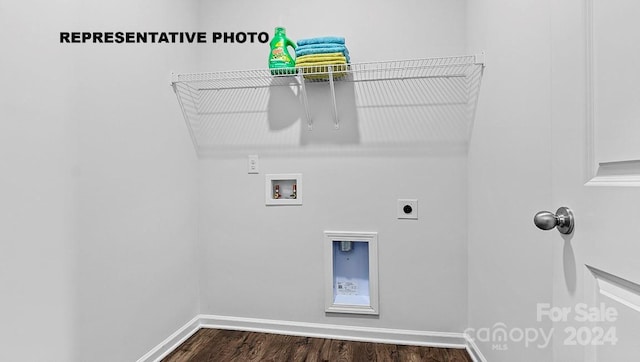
[298,72,313,130]
[196,84,294,91]
[327,65,340,130]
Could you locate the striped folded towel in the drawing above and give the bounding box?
[296,53,347,65]
[296,43,345,50]
[297,36,345,46]
[295,53,348,80]
[295,45,350,62]
[296,44,351,63]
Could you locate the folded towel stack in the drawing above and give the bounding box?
[295,36,350,80]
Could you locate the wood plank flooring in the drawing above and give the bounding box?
[162,329,473,362]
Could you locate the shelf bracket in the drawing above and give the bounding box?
[297,71,313,131]
[328,65,340,130]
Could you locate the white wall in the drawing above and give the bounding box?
[72,1,200,361]
[1,1,200,361]
[0,2,78,360]
[196,0,470,333]
[466,0,554,360]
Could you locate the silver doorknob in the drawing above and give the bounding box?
[534,207,574,234]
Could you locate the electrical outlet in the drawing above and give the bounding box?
[248,155,259,174]
[397,199,418,219]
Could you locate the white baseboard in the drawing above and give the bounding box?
[135,315,201,362]
[199,314,467,349]
[464,334,488,362]
[138,314,486,362]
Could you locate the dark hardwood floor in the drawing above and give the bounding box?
[162,329,473,362]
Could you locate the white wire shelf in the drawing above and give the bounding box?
[170,54,485,156]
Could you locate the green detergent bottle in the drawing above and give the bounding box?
[269,27,296,75]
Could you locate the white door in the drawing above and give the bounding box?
[550,0,640,360]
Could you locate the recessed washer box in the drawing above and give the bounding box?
[265,174,302,206]
[324,231,379,315]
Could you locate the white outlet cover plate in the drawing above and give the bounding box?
[397,199,418,219]
[248,155,259,174]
